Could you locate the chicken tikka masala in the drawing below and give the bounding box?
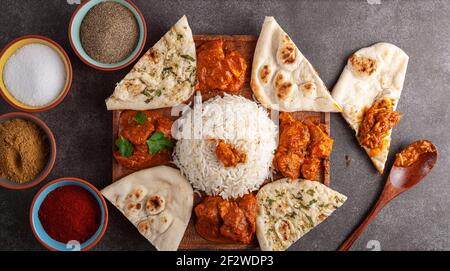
[195,194,256,244]
[274,112,333,180]
[394,140,437,167]
[358,97,401,157]
[114,111,174,170]
[196,39,247,93]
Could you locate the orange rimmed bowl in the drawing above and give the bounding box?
[30,177,109,251]
[68,0,147,71]
[0,112,57,190]
[0,35,72,112]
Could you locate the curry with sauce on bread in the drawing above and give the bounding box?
[358,97,401,156]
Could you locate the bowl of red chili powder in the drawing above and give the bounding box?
[30,177,108,251]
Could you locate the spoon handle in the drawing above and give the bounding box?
[338,182,398,251]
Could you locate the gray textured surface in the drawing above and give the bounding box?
[0,0,449,251]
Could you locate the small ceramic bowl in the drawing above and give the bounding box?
[69,0,147,71]
[0,112,56,190]
[0,35,73,112]
[30,177,108,251]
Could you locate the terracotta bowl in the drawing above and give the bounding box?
[0,112,56,190]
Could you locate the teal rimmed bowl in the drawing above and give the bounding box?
[30,177,108,251]
[68,0,147,71]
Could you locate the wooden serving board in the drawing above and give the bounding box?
[112,35,330,250]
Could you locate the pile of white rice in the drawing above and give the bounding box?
[173,94,278,199]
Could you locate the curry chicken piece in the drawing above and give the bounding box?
[273,113,310,179]
[274,112,333,180]
[215,140,247,167]
[114,111,173,170]
[195,194,256,244]
[358,97,401,151]
[196,39,247,93]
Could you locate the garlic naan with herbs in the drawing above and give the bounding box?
[106,15,196,110]
[256,179,347,251]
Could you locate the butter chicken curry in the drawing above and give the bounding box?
[195,194,256,244]
[358,97,401,156]
[274,112,333,180]
[196,39,247,93]
[394,140,437,167]
[114,111,174,170]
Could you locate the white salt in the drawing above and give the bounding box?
[3,43,66,107]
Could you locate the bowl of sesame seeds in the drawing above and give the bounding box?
[69,0,147,71]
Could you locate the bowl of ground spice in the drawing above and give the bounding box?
[30,177,108,251]
[0,112,56,189]
[69,0,147,71]
[0,35,72,112]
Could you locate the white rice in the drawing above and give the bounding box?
[173,94,278,199]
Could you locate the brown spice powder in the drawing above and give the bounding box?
[0,119,49,183]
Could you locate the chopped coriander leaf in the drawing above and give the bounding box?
[146,131,173,154]
[115,136,133,157]
[305,215,314,227]
[155,89,162,97]
[181,54,195,62]
[134,112,147,125]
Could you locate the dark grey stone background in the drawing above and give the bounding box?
[0,0,449,251]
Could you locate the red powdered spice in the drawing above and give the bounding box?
[38,185,101,243]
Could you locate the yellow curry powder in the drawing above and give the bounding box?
[0,119,49,183]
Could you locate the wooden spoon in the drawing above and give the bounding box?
[338,142,438,251]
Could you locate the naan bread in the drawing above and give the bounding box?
[101,166,193,251]
[256,179,347,251]
[332,43,409,173]
[251,17,341,112]
[105,15,196,110]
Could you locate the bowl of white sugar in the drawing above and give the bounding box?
[0,35,72,112]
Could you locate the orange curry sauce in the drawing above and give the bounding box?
[195,39,247,93]
[195,194,256,244]
[358,97,401,156]
[394,140,437,167]
[114,111,173,170]
[273,112,333,180]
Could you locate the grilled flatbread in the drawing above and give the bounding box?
[251,16,341,112]
[105,15,196,110]
[256,179,347,251]
[101,166,193,251]
[332,43,409,173]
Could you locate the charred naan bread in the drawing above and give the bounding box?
[332,43,409,173]
[105,15,196,110]
[251,17,341,112]
[256,179,347,251]
[101,166,193,251]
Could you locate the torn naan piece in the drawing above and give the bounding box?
[251,16,341,112]
[256,179,347,251]
[332,43,409,173]
[101,166,193,251]
[106,15,196,110]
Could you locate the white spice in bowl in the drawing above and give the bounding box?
[3,43,66,107]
